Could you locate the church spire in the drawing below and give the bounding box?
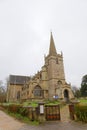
[49,32,57,56]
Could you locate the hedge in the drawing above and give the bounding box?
[1,104,38,121]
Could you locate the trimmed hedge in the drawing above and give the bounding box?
[75,104,87,122]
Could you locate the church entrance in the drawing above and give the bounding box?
[64,89,69,102]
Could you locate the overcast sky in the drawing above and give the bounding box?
[0,0,87,87]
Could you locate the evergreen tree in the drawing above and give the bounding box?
[80,75,87,97]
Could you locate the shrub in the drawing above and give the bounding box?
[2,103,39,123]
[7,104,22,113]
[19,107,29,117]
[75,104,87,122]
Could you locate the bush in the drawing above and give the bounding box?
[19,107,29,117]
[7,104,22,113]
[5,104,29,117]
[75,104,87,122]
[1,103,39,124]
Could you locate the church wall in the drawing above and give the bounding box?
[7,84,22,102]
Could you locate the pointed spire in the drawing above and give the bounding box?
[49,32,57,56]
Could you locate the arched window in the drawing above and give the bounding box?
[40,73,42,80]
[33,85,43,97]
[17,91,20,99]
[56,58,58,64]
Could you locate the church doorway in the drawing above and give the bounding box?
[64,89,69,102]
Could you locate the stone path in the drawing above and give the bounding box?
[0,110,24,130]
[19,121,87,130]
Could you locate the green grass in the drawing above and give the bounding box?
[1,102,20,106]
[1,101,38,108]
[80,99,87,103]
[23,101,38,107]
[2,100,61,107]
[45,100,60,106]
[79,99,87,105]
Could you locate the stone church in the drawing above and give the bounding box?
[7,33,74,102]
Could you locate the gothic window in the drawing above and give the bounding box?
[17,91,20,99]
[56,58,58,64]
[27,91,29,95]
[33,85,43,97]
[40,73,42,80]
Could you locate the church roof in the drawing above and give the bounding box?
[49,32,57,56]
[9,75,30,85]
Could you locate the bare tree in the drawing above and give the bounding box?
[72,85,81,98]
[0,80,6,102]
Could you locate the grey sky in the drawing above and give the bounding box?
[0,0,87,87]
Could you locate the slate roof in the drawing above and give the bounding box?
[9,75,30,85]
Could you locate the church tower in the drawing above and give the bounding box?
[45,33,74,100]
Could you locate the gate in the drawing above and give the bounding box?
[69,104,75,120]
[45,105,60,121]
